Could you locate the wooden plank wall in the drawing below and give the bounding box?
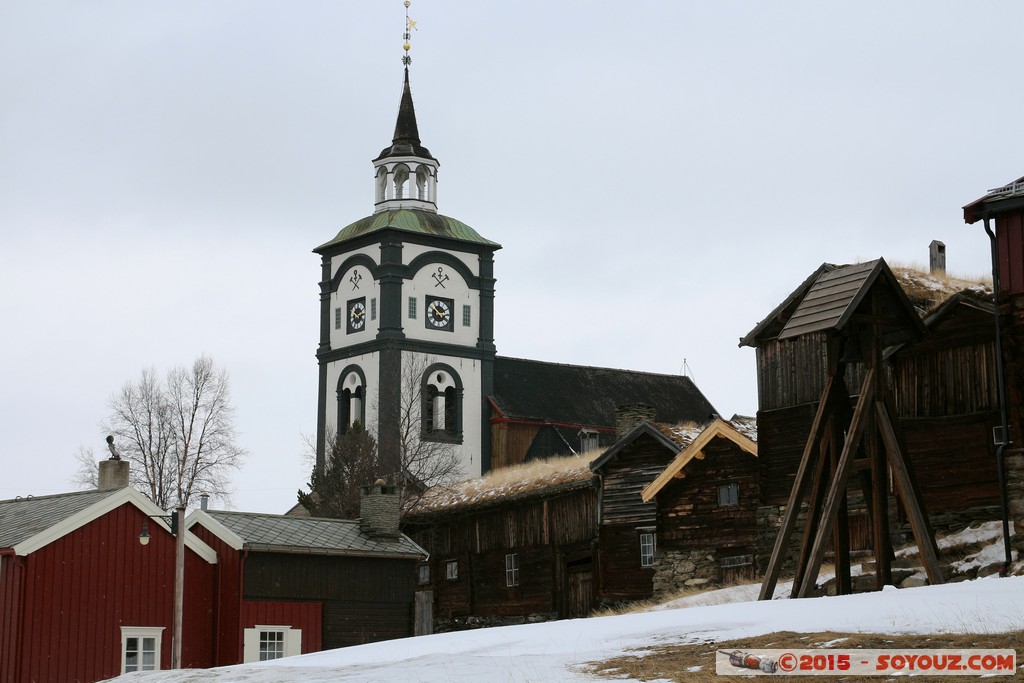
[243,553,418,649]
[12,502,216,682]
[239,600,322,654]
[403,487,597,623]
[901,413,1001,511]
[600,435,676,524]
[0,554,24,683]
[656,439,759,555]
[891,343,998,418]
[490,422,540,470]
[596,524,652,602]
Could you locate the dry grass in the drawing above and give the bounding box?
[583,630,1023,682]
[887,261,991,313]
[405,451,598,514]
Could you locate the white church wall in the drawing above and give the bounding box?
[403,351,483,480]
[402,262,480,346]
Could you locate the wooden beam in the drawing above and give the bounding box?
[869,421,891,590]
[796,368,876,598]
[875,401,944,585]
[759,374,845,600]
[790,423,835,598]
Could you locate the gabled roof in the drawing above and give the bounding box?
[193,510,426,560]
[641,418,758,502]
[491,357,717,430]
[0,487,217,562]
[315,209,500,252]
[777,259,925,347]
[964,175,1024,224]
[740,263,838,347]
[922,290,995,327]
[588,421,701,472]
[742,263,988,349]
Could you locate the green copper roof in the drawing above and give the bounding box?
[316,209,500,252]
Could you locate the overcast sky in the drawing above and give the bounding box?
[2,1,1023,514]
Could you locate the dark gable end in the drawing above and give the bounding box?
[491,357,717,429]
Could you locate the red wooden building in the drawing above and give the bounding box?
[0,487,218,683]
[186,486,426,664]
[0,480,425,682]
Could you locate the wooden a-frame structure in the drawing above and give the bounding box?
[759,259,945,600]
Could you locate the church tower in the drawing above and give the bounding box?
[314,22,499,482]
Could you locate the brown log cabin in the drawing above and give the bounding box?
[740,258,1002,571]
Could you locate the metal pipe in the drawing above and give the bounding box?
[983,216,1014,576]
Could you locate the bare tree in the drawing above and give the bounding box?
[73,356,245,509]
[389,354,463,507]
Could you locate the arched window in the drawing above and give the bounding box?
[375,166,388,203]
[420,364,463,443]
[392,164,410,200]
[415,165,430,201]
[337,366,367,435]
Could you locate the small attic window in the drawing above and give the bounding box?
[579,429,599,453]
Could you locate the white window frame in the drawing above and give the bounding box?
[418,563,431,585]
[334,307,342,330]
[242,625,302,663]
[505,552,520,587]
[408,296,417,319]
[120,626,164,674]
[462,304,471,327]
[446,559,458,580]
[640,531,656,568]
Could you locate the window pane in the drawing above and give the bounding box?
[408,297,417,319]
[462,304,471,327]
[259,630,285,661]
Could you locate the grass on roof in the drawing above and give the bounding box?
[886,261,991,313]
[406,451,600,514]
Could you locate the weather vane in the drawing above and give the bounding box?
[402,0,417,66]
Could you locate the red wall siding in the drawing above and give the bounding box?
[13,503,214,682]
[0,554,26,683]
[996,211,1024,294]
[240,600,323,654]
[190,522,244,665]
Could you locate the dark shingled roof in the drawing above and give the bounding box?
[777,259,924,346]
[374,68,435,162]
[491,357,717,429]
[0,489,121,548]
[205,510,425,559]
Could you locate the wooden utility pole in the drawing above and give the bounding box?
[172,506,185,669]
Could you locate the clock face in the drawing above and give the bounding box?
[347,297,366,334]
[425,296,454,331]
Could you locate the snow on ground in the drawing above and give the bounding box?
[112,575,1024,683]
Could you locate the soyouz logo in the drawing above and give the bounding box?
[716,648,1016,676]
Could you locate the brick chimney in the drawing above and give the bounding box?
[929,240,946,276]
[359,479,401,539]
[615,403,657,438]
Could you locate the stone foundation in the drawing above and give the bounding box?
[652,550,721,598]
